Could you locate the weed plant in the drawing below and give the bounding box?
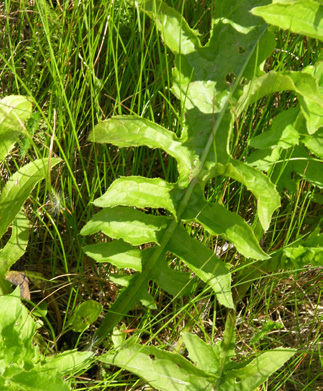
[0,1,322,390]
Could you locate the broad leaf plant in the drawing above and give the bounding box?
[81,1,322,390]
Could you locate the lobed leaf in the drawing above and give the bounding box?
[84,242,195,297]
[88,116,193,187]
[82,0,276,346]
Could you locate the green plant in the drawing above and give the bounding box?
[0,291,93,391]
[80,1,322,388]
[99,311,295,391]
[0,95,100,389]
[0,95,60,295]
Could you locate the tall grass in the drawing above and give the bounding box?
[1,1,321,389]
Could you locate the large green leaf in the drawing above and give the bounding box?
[42,349,93,377]
[269,234,323,270]
[272,145,323,191]
[99,344,216,391]
[7,368,71,391]
[98,333,295,391]
[204,160,280,232]
[149,255,195,297]
[139,0,275,166]
[182,333,222,375]
[251,0,323,40]
[88,116,193,187]
[0,293,92,390]
[94,176,177,217]
[0,96,32,162]
[66,301,103,333]
[137,0,201,56]
[85,241,194,299]
[219,348,296,391]
[236,70,323,116]
[248,107,301,150]
[0,210,29,295]
[183,188,269,260]
[81,207,169,246]
[242,63,322,191]
[83,240,143,271]
[303,128,323,158]
[0,158,61,241]
[299,61,323,134]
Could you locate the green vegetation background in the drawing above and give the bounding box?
[0,0,321,390]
